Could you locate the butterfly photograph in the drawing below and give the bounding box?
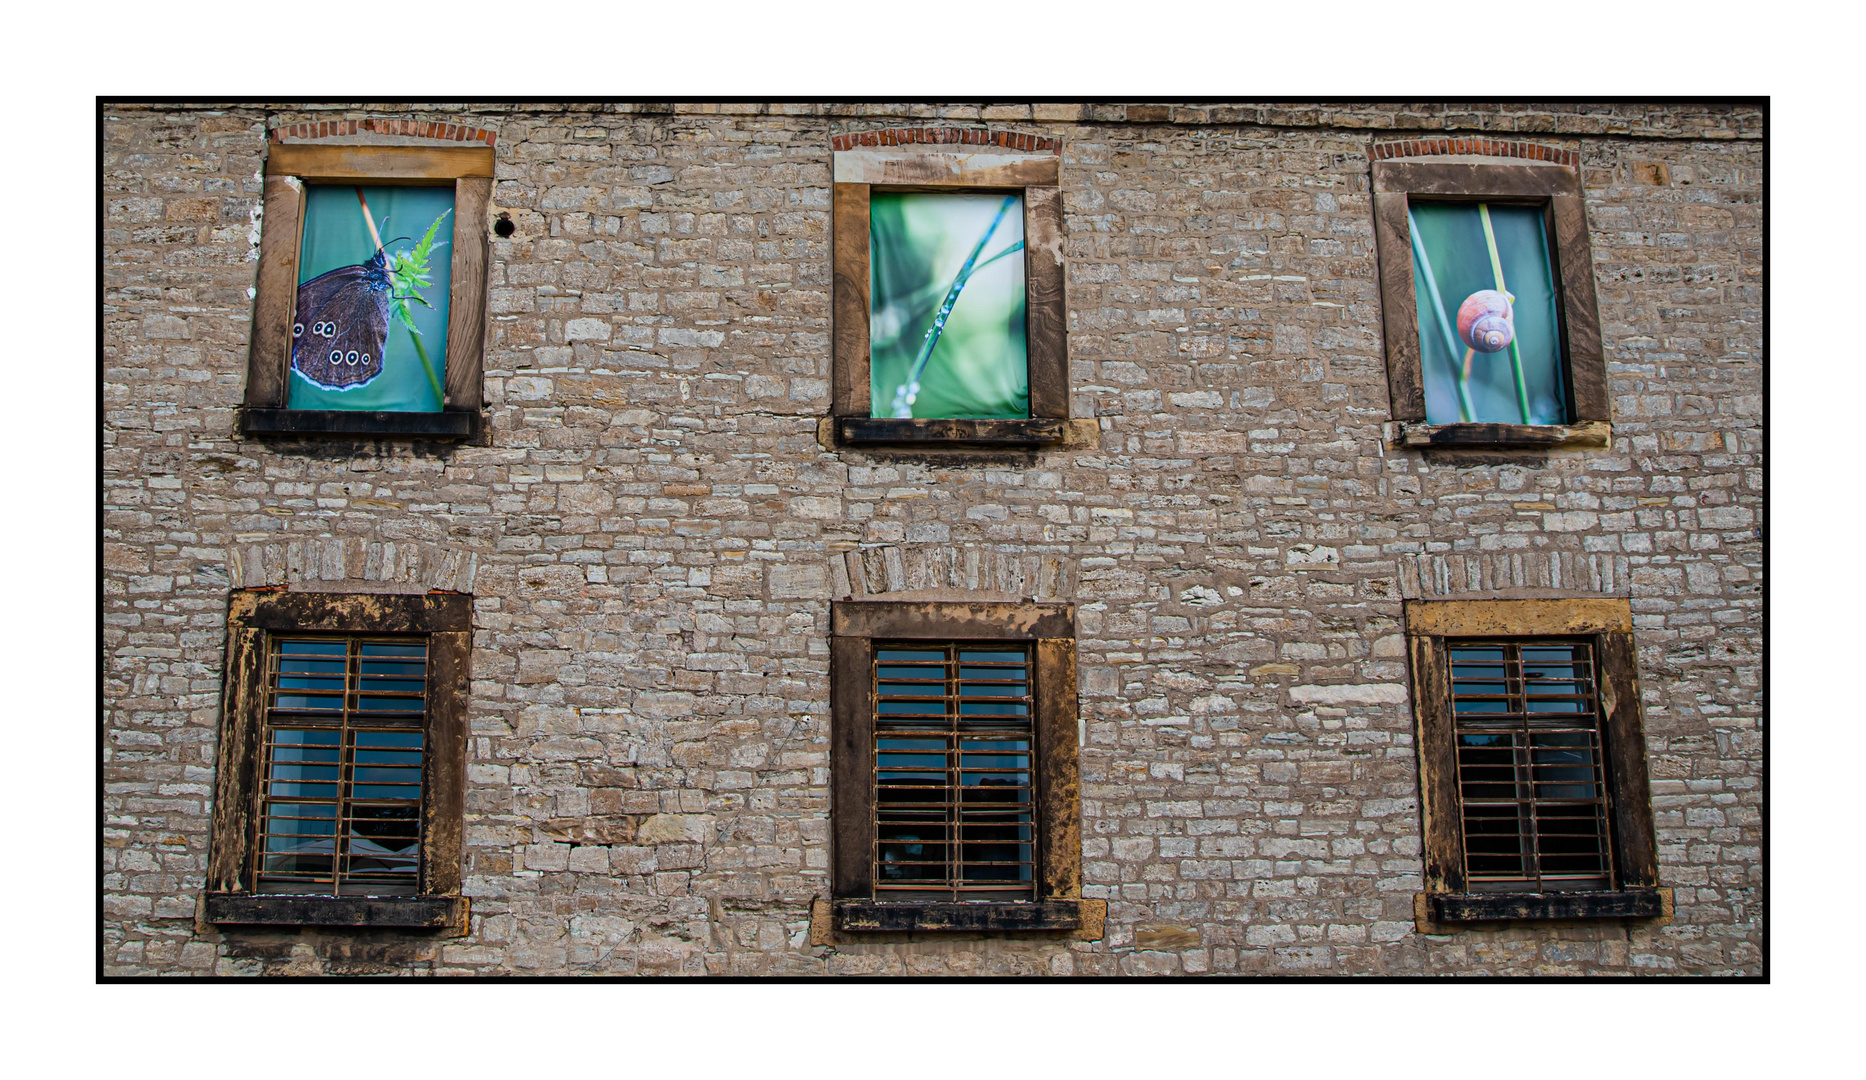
[287,185,455,413]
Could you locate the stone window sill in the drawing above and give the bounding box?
[1384,420,1610,450]
[241,408,480,440]
[1415,887,1670,930]
[204,892,468,932]
[827,417,1098,451]
[832,898,1085,933]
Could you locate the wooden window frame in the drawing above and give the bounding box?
[1373,159,1611,450]
[240,144,493,440]
[830,149,1069,448]
[1405,598,1665,926]
[829,601,1082,932]
[203,590,471,931]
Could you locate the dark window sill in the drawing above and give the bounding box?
[204,892,467,931]
[241,408,479,440]
[833,417,1094,449]
[833,898,1082,933]
[1385,420,1609,450]
[1426,888,1666,924]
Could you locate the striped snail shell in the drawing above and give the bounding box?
[1456,289,1516,353]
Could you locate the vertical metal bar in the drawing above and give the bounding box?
[946,643,958,900]
[1512,646,1541,888]
[336,638,354,896]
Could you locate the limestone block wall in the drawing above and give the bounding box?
[102,102,1763,976]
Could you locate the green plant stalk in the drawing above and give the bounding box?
[1407,209,1475,421]
[353,191,448,409]
[407,327,444,407]
[887,240,1025,329]
[893,197,1018,415]
[1478,203,1532,424]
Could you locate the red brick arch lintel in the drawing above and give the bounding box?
[1371,137,1578,168]
[268,118,496,145]
[831,126,1059,153]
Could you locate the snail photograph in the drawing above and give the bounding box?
[1407,201,1566,426]
[286,185,455,414]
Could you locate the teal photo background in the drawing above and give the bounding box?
[870,192,1028,419]
[1409,202,1565,425]
[288,185,454,413]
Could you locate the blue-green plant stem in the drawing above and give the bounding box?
[407,330,444,408]
[893,197,1017,415]
[355,189,447,407]
[875,240,1024,346]
[1408,209,1476,422]
[1478,203,1532,424]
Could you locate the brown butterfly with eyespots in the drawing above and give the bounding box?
[290,242,408,390]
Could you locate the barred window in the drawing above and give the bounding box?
[873,644,1035,899]
[827,601,1084,934]
[1449,640,1612,891]
[255,637,428,896]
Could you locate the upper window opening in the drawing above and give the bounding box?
[869,193,1029,420]
[829,133,1070,449]
[241,135,493,440]
[1371,148,1611,450]
[1407,202,1566,426]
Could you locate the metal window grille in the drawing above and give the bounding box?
[253,637,427,896]
[1449,640,1613,891]
[873,643,1036,900]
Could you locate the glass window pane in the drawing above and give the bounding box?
[279,640,346,657]
[877,649,944,663]
[287,185,454,414]
[1409,202,1565,425]
[869,192,1028,419]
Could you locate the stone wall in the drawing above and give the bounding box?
[102,102,1764,976]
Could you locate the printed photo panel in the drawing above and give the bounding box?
[1408,201,1565,426]
[869,192,1029,419]
[287,185,455,412]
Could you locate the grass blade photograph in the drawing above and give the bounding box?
[869,192,1029,419]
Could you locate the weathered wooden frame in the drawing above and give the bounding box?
[1404,598,1663,926]
[203,590,472,931]
[1372,159,1609,450]
[240,143,494,440]
[830,150,1069,448]
[828,601,1082,932]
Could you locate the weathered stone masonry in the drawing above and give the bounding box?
[102,102,1763,976]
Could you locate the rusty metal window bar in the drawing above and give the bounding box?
[253,637,427,896]
[873,643,1035,900]
[1449,640,1613,891]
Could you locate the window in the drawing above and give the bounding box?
[253,638,428,897]
[828,601,1085,932]
[240,138,493,439]
[1448,640,1613,891]
[1406,599,1665,925]
[204,591,470,930]
[1372,148,1612,449]
[829,133,1075,448]
[873,643,1037,900]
